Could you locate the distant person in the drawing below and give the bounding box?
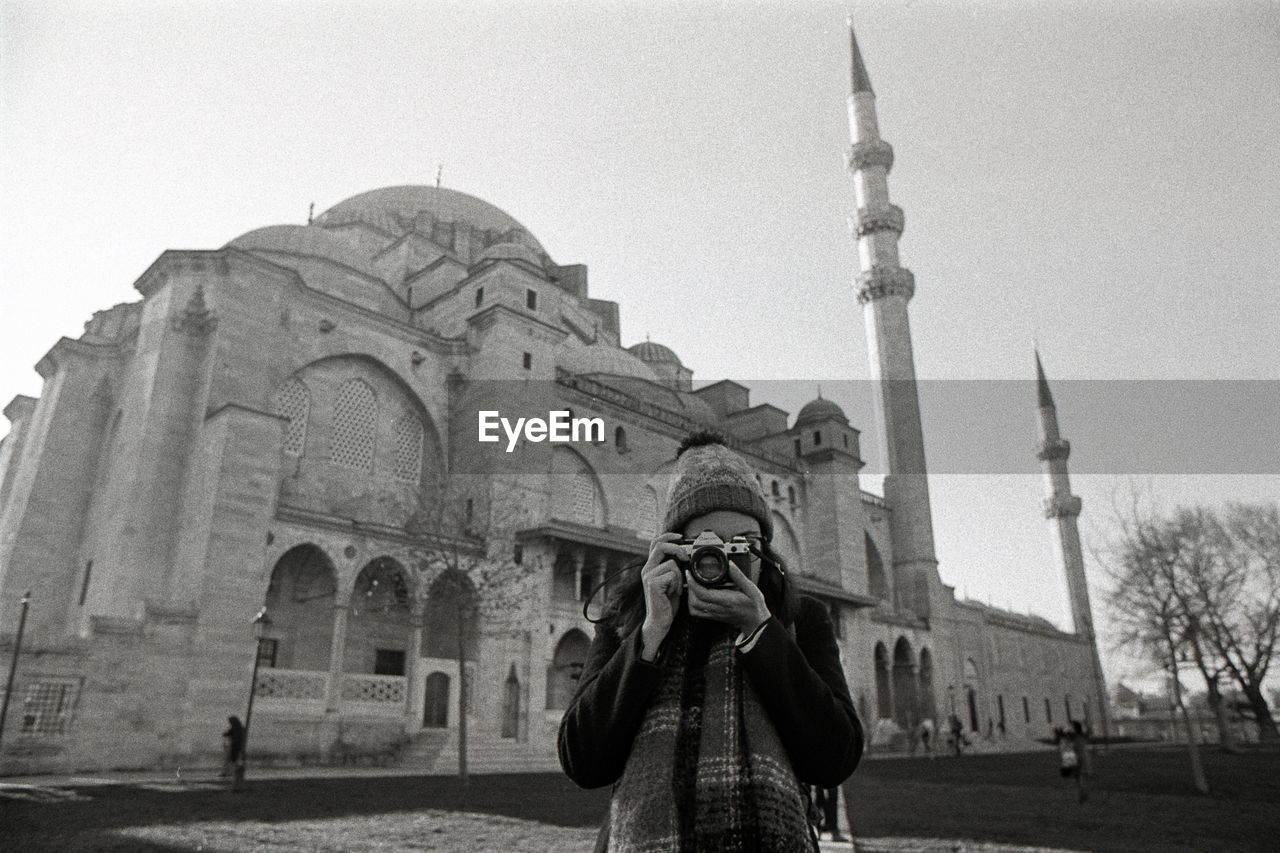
[920,717,934,757]
[950,715,965,756]
[814,785,846,841]
[1055,720,1091,802]
[221,716,245,778]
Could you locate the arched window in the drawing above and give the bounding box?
[788,485,796,506]
[615,425,628,453]
[332,379,377,471]
[274,378,310,456]
[771,480,780,498]
[865,534,887,600]
[502,664,520,738]
[547,630,590,710]
[874,642,891,720]
[552,449,605,527]
[393,412,424,484]
[635,485,659,537]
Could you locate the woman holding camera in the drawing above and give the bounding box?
[558,432,863,852]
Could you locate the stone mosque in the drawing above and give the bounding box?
[0,27,1107,774]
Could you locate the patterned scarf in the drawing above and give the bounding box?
[607,611,814,852]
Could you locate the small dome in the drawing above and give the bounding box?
[558,343,660,382]
[226,224,381,280]
[628,340,682,365]
[796,396,848,426]
[475,241,545,270]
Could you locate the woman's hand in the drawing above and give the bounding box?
[639,532,685,661]
[686,562,771,635]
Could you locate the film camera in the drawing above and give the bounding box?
[673,530,757,589]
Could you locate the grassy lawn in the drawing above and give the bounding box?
[2,746,1275,852]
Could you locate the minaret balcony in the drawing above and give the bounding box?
[1036,438,1071,461]
[1042,494,1083,519]
[847,140,895,172]
[852,204,905,238]
[855,265,915,304]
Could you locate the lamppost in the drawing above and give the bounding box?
[0,591,32,748]
[233,607,270,791]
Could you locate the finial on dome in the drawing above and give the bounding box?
[436,164,443,189]
[848,17,874,95]
[307,202,314,225]
[817,384,823,399]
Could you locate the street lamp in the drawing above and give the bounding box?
[233,606,270,791]
[0,591,32,748]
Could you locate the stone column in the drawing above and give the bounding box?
[572,547,586,602]
[406,604,424,728]
[326,603,349,713]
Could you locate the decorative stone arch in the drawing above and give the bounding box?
[423,569,480,663]
[864,532,888,601]
[770,511,802,571]
[873,641,892,720]
[547,629,590,710]
[551,446,607,527]
[345,555,415,675]
[275,353,445,499]
[892,636,919,731]
[918,646,938,721]
[263,544,339,671]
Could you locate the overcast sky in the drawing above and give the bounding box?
[2,0,1277,684]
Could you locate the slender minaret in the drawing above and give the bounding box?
[1034,350,1091,635]
[1036,350,1111,731]
[847,20,940,617]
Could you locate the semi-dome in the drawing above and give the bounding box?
[313,185,546,255]
[475,241,546,270]
[225,224,382,280]
[628,340,682,365]
[557,342,659,382]
[795,396,848,426]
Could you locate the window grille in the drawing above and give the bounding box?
[19,679,80,737]
[256,638,278,668]
[393,413,423,484]
[571,471,596,525]
[374,649,406,677]
[635,486,658,536]
[274,378,310,456]
[331,379,376,470]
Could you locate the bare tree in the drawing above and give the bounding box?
[1192,503,1280,740]
[1101,491,1209,792]
[406,474,540,784]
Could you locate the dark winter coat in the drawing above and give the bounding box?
[557,594,863,791]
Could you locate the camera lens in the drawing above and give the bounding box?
[690,547,728,586]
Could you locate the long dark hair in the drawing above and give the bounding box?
[589,539,798,640]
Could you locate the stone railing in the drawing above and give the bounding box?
[255,668,329,714]
[340,674,407,715]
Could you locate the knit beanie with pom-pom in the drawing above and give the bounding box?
[661,431,773,541]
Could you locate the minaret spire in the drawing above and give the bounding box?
[845,21,938,619]
[848,18,874,94]
[1035,349,1111,736]
[1034,347,1055,409]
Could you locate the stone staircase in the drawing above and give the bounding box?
[400,728,560,774]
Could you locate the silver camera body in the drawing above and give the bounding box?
[674,530,754,589]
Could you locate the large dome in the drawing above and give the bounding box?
[313,186,545,254]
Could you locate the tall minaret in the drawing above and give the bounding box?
[847,21,940,617]
[1036,350,1110,730]
[1034,350,1092,635]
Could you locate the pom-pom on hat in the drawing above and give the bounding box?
[661,431,773,541]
